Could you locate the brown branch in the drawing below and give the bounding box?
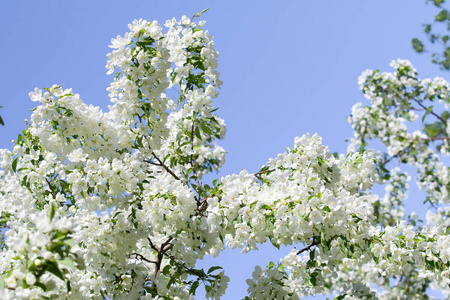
[382,138,418,166]
[147,237,158,252]
[382,135,450,166]
[143,159,160,166]
[297,238,318,255]
[254,169,273,176]
[162,250,209,279]
[127,253,158,264]
[147,236,173,287]
[412,98,447,124]
[254,169,273,180]
[148,152,182,182]
[195,197,209,215]
[45,178,57,198]
[426,136,450,141]
[160,237,174,253]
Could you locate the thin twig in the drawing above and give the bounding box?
[127,253,158,264]
[254,169,273,180]
[426,136,450,141]
[143,159,160,166]
[382,135,450,166]
[149,153,182,181]
[163,251,208,279]
[412,98,447,124]
[45,178,57,198]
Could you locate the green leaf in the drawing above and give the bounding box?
[45,260,65,281]
[445,47,450,58]
[162,265,171,275]
[49,203,56,222]
[58,258,74,268]
[189,281,200,295]
[310,271,318,286]
[435,9,448,22]
[200,122,212,135]
[194,126,202,139]
[422,105,434,122]
[11,157,18,173]
[62,237,75,247]
[445,226,450,235]
[0,115,4,126]
[424,123,440,137]
[432,0,445,7]
[34,281,47,291]
[412,38,424,53]
[27,259,34,269]
[320,231,326,246]
[207,266,223,274]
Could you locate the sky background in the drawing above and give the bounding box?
[0,1,447,299]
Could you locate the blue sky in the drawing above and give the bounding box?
[0,1,447,298]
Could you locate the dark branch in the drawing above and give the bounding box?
[412,98,447,124]
[45,178,57,198]
[144,153,182,182]
[163,251,208,279]
[254,169,273,180]
[147,236,173,287]
[297,238,318,255]
[382,135,450,166]
[143,159,160,166]
[127,252,158,264]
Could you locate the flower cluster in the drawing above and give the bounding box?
[0,14,449,300]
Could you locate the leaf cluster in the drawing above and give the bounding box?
[413,0,450,69]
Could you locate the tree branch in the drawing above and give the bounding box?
[297,238,318,255]
[254,169,273,181]
[163,250,209,279]
[127,253,158,264]
[143,153,182,182]
[412,98,447,124]
[382,135,450,166]
[147,236,173,287]
[45,178,57,198]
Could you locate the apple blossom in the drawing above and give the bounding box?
[0,12,449,300]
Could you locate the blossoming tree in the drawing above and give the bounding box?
[1,12,450,299]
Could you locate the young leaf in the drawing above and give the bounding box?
[45,260,65,281]
[194,126,202,139]
[49,203,56,222]
[201,122,212,135]
[412,38,425,53]
[207,266,223,274]
[189,281,200,295]
[11,157,18,173]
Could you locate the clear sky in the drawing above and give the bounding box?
[0,1,447,298]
